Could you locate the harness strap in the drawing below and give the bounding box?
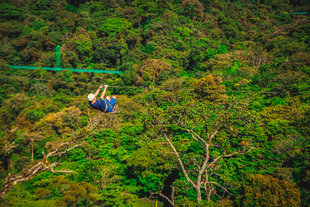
[103,99,114,113]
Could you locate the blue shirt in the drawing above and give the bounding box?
[89,98,106,111]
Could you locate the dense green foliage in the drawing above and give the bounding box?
[0,0,309,206]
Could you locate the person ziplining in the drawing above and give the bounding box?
[88,85,118,113]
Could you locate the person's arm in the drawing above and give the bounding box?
[100,85,108,99]
[91,85,103,104]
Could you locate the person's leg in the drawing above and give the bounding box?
[110,96,117,109]
[105,96,111,101]
[105,96,116,112]
[104,96,112,112]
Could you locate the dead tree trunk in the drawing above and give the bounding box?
[0,142,81,199]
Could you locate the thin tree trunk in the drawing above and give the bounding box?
[163,133,196,188]
[159,186,176,207]
[196,143,209,203]
[195,186,202,203]
[164,133,210,203]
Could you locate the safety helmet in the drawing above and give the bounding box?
[87,93,95,101]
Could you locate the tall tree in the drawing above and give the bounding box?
[146,99,259,203]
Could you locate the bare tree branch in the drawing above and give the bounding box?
[188,129,207,145]
[159,186,175,207]
[186,128,203,144]
[163,133,196,188]
[209,129,219,143]
[3,128,19,154]
[50,168,73,173]
[55,143,82,157]
[209,147,255,167]
[205,181,232,196]
[4,141,18,154]
[0,141,80,199]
